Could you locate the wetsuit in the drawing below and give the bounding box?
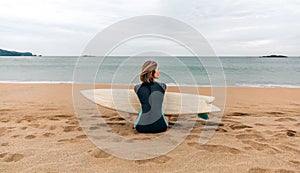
[134,82,168,133]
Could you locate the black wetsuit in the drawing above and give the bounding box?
[134,82,168,133]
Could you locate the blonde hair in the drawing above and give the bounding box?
[140,60,157,83]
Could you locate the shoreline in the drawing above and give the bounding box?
[0,83,299,172]
[0,81,300,89]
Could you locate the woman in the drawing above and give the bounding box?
[131,60,170,133]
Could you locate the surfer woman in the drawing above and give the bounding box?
[131,60,170,133]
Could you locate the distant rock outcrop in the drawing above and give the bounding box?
[259,55,288,58]
[0,49,35,56]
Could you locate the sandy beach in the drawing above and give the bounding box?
[0,83,299,172]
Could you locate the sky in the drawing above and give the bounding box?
[0,0,300,56]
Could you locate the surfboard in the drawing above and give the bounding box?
[81,89,220,115]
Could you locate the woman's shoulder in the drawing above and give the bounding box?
[134,82,151,93]
[155,82,167,90]
[134,83,142,93]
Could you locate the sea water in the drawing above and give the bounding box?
[0,56,299,88]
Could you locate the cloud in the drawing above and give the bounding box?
[0,0,161,55]
[169,0,300,55]
[0,0,299,55]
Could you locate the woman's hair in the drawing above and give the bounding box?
[140,60,157,83]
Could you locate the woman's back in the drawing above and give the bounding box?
[134,82,168,133]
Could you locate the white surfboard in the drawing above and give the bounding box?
[81,89,220,115]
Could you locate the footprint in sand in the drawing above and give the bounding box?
[56,135,86,143]
[0,108,13,112]
[76,135,87,139]
[272,130,297,138]
[229,124,252,130]
[39,107,57,111]
[57,138,79,143]
[42,133,55,137]
[186,134,199,140]
[254,123,265,126]
[49,114,74,121]
[0,118,10,123]
[0,153,24,162]
[108,117,126,121]
[23,116,36,122]
[187,142,241,154]
[236,134,266,142]
[0,153,7,158]
[0,109,13,119]
[65,120,79,125]
[25,135,36,139]
[88,148,111,159]
[278,145,300,155]
[89,126,100,130]
[205,122,225,126]
[275,118,297,122]
[286,130,297,137]
[265,111,284,115]
[248,167,295,173]
[217,128,228,132]
[90,123,107,128]
[63,126,78,132]
[241,140,280,154]
[20,126,28,130]
[228,112,250,116]
[12,135,21,138]
[118,131,130,136]
[107,122,127,126]
[150,155,171,164]
[47,117,60,121]
[48,125,57,131]
[241,140,268,151]
[289,160,300,165]
[53,114,73,119]
[29,123,40,128]
[135,155,171,164]
[248,167,269,173]
[1,143,9,146]
[201,124,227,132]
[15,119,23,123]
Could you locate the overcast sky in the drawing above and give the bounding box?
[0,0,299,56]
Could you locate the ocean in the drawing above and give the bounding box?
[1,56,299,88]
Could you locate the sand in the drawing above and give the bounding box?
[0,83,299,173]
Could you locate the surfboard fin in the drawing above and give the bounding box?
[197,113,209,120]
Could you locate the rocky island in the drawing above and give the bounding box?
[0,49,39,56]
[259,54,288,58]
